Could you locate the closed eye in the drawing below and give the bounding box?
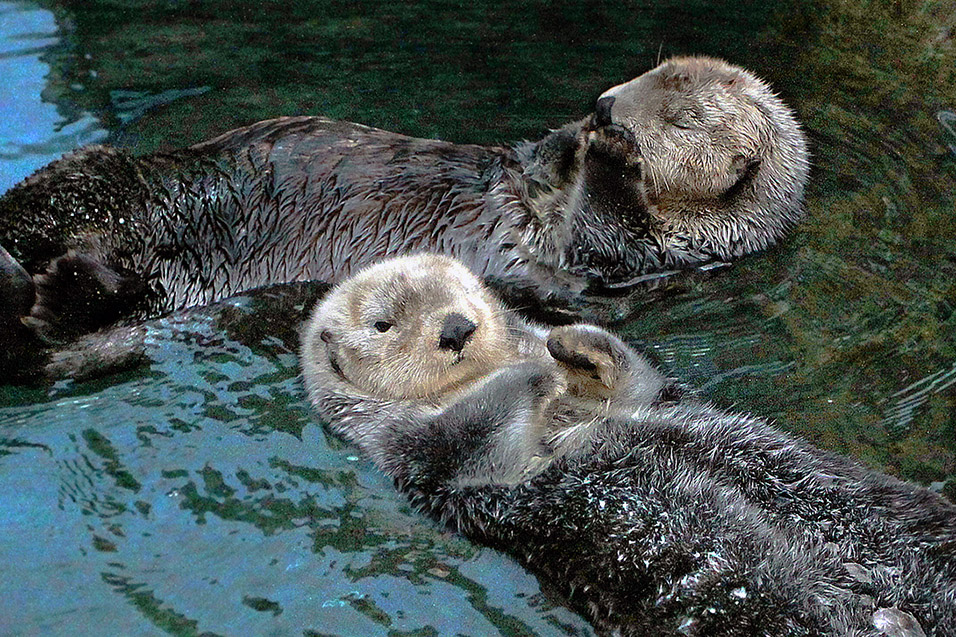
[665,115,696,130]
[662,108,701,131]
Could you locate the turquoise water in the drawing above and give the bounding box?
[1,1,954,635]
[0,1,104,191]
[1,300,591,635]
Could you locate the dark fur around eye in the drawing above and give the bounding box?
[374,321,393,333]
[721,158,762,202]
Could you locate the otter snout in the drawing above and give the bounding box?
[593,96,615,128]
[439,313,477,353]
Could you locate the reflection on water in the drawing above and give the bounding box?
[0,1,105,192]
[883,362,956,435]
[940,111,956,156]
[0,0,954,634]
[0,296,593,635]
[111,87,211,125]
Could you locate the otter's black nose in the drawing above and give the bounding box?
[439,313,477,353]
[594,96,615,128]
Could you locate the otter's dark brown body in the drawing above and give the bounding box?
[0,57,810,381]
[1,118,530,318]
[314,356,956,637]
[0,117,641,358]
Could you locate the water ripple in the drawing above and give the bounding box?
[882,361,956,433]
[0,1,106,192]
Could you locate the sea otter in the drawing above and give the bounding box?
[0,56,809,381]
[302,255,955,637]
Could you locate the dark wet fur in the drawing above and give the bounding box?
[14,279,326,385]
[313,360,956,637]
[1,120,531,317]
[0,57,808,382]
[0,122,635,380]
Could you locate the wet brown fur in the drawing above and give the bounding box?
[305,255,955,637]
[1,56,809,381]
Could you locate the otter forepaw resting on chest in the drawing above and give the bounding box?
[546,323,675,409]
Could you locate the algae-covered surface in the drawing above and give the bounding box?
[1,0,954,634]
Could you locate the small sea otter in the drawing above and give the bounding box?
[0,56,808,381]
[303,254,955,637]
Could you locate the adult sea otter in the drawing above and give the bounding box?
[0,56,809,380]
[303,254,953,637]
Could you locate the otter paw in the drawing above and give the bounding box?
[507,360,564,402]
[586,124,643,172]
[546,325,630,391]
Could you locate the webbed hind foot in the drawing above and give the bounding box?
[29,251,150,343]
[1,245,154,384]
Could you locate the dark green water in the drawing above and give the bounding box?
[1,1,954,635]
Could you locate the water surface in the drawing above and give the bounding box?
[0,1,105,191]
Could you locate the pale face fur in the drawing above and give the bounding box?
[302,254,515,401]
[595,56,810,257]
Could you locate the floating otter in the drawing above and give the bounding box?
[303,255,955,637]
[0,56,808,380]
[302,253,679,483]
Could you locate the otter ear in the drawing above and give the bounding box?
[722,156,761,201]
[319,330,346,377]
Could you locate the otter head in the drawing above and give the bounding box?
[523,56,809,277]
[302,254,513,401]
[592,56,809,261]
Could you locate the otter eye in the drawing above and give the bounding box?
[666,115,695,130]
[373,321,393,333]
[663,107,700,131]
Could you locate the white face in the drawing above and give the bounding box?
[307,255,513,400]
[597,57,777,206]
